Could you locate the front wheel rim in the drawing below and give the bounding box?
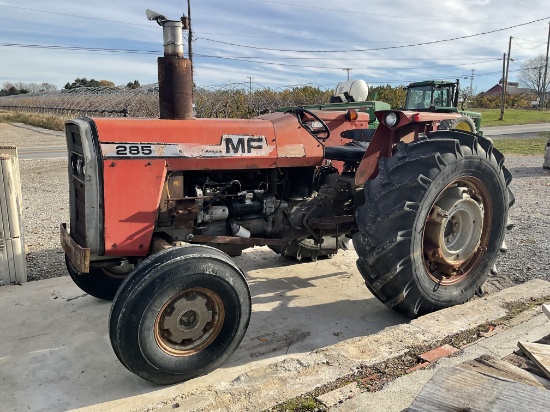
[423,178,492,285]
[154,287,225,356]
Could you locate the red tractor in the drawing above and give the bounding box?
[61,11,513,384]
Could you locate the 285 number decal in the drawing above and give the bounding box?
[115,144,154,156]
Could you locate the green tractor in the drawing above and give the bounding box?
[404,79,482,134]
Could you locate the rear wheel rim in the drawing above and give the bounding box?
[423,177,492,285]
[454,121,472,132]
[154,287,225,356]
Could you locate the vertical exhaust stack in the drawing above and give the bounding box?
[147,9,193,120]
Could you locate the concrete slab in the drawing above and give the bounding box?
[316,382,363,408]
[332,302,550,412]
[84,280,550,412]
[0,246,405,412]
[2,248,549,412]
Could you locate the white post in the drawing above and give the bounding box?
[0,146,27,285]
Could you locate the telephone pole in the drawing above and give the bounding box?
[342,68,352,80]
[469,69,475,90]
[541,21,550,110]
[247,76,253,94]
[499,53,506,120]
[499,37,513,121]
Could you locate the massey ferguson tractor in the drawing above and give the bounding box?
[60,10,513,385]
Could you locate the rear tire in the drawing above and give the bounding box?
[438,115,477,134]
[109,245,251,384]
[353,130,512,318]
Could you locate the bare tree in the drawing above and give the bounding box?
[459,86,478,110]
[40,82,57,92]
[518,54,550,106]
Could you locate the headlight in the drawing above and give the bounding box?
[385,112,399,127]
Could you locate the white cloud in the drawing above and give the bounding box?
[0,0,548,91]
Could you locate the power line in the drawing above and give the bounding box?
[197,16,550,53]
[513,37,548,44]
[193,54,501,70]
[0,5,153,28]
[198,56,501,62]
[0,3,505,45]
[198,33,406,44]
[0,42,160,54]
[0,42,503,71]
[3,3,548,57]
[512,38,545,50]
[254,0,507,24]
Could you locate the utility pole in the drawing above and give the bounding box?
[499,53,506,120]
[469,69,475,90]
[247,76,253,94]
[541,21,550,110]
[499,37,513,121]
[343,68,352,80]
[504,36,513,102]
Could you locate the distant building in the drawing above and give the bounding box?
[484,81,534,97]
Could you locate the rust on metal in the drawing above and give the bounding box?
[422,178,492,284]
[60,223,90,273]
[158,57,193,120]
[188,235,287,246]
[308,215,354,229]
[154,287,225,357]
[354,124,394,186]
[151,237,172,253]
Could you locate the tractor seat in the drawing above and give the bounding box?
[324,145,367,162]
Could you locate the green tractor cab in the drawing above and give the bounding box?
[404,80,482,134]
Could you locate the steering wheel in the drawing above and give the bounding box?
[285,108,330,141]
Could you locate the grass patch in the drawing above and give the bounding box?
[0,111,65,131]
[493,135,548,155]
[475,109,550,127]
[271,397,320,412]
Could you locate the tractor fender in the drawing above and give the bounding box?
[354,110,466,187]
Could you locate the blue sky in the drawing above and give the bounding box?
[0,0,549,93]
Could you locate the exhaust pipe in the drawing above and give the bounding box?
[147,9,193,120]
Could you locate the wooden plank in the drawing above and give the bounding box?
[518,341,550,381]
[408,366,550,412]
[459,354,550,390]
[503,353,550,381]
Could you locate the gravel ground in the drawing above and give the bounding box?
[2,122,549,297]
[19,159,68,281]
[486,156,550,293]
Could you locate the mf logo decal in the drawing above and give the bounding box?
[101,135,274,158]
[223,135,264,154]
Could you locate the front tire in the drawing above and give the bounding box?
[353,130,512,318]
[109,245,251,384]
[65,254,128,300]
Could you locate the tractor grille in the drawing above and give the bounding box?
[66,123,88,247]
